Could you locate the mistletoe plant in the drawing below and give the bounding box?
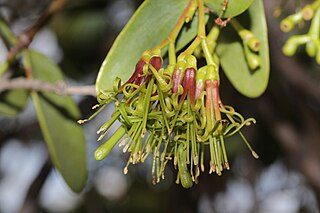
[80,0,269,188]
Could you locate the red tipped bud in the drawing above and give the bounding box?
[149,56,163,71]
[185,68,196,105]
[119,58,147,91]
[172,61,186,93]
[172,69,183,93]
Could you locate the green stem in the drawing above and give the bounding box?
[202,39,215,65]
[178,0,207,60]
[179,36,202,59]
[141,77,154,137]
[206,26,220,53]
[169,42,176,65]
[198,0,205,37]
[153,0,197,50]
[157,87,171,133]
[308,0,320,12]
[308,7,320,37]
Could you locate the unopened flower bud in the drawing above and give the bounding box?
[280,19,294,32]
[302,5,314,21]
[178,145,193,189]
[118,57,149,91]
[246,52,260,70]
[282,38,300,56]
[149,55,163,71]
[280,13,303,32]
[172,61,186,93]
[306,40,317,57]
[247,37,260,52]
[183,67,196,105]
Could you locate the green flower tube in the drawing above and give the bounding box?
[95,126,126,161]
[178,144,193,189]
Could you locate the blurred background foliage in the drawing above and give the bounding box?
[0,0,320,212]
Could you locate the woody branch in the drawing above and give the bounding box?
[0,77,96,96]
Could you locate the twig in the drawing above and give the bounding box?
[0,77,97,97]
[6,0,66,61]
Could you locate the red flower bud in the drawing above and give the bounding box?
[149,56,163,71]
[118,59,146,91]
[172,69,183,93]
[186,68,196,105]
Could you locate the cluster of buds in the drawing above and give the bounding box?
[80,0,259,188]
[87,48,257,188]
[279,0,320,64]
[230,19,261,70]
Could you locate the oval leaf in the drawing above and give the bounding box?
[216,0,269,98]
[96,0,198,94]
[23,50,87,192]
[204,0,254,18]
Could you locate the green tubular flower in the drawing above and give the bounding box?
[177,144,193,188]
[95,126,127,161]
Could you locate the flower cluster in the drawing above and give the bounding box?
[80,0,259,188]
[88,49,257,188]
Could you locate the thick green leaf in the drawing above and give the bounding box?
[204,0,254,18]
[23,50,87,192]
[96,0,198,94]
[216,0,269,98]
[0,90,29,116]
